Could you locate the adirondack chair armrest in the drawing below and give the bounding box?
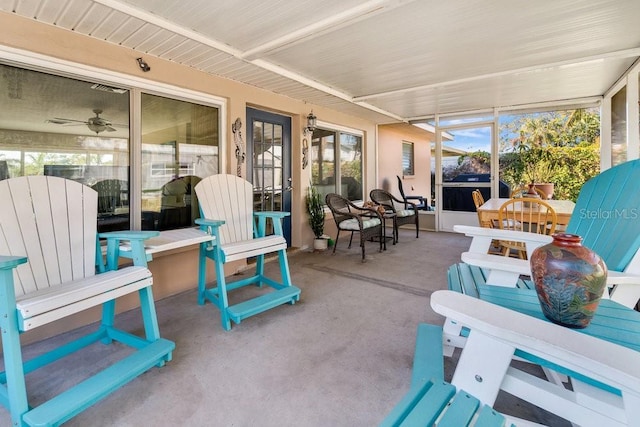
[98,230,160,240]
[253,211,290,236]
[195,218,225,229]
[0,255,28,271]
[607,271,640,285]
[253,211,290,219]
[460,251,530,287]
[98,230,160,270]
[431,290,640,397]
[454,224,552,256]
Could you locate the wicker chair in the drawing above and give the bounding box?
[325,193,383,261]
[370,189,419,242]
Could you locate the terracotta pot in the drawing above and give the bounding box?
[530,233,607,328]
[534,183,554,199]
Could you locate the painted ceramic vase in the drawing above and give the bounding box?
[530,233,607,329]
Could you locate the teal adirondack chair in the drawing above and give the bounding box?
[380,291,640,426]
[443,159,640,424]
[453,158,640,308]
[0,176,174,427]
[194,174,301,330]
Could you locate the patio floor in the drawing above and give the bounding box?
[0,228,570,426]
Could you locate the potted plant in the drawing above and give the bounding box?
[306,183,328,250]
[515,144,556,199]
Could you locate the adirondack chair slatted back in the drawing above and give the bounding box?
[195,174,254,245]
[0,176,97,297]
[567,159,640,272]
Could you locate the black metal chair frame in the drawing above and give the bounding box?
[396,175,428,210]
[370,189,419,242]
[325,193,383,261]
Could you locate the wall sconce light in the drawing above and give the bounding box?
[136,57,151,72]
[304,110,317,135]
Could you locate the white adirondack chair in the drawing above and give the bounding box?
[0,176,174,427]
[424,291,640,427]
[194,174,301,330]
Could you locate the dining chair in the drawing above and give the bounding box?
[370,188,419,242]
[472,189,505,255]
[497,197,557,259]
[471,189,492,227]
[325,193,383,261]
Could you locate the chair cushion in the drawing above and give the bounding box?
[396,209,415,218]
[339,217,381,231]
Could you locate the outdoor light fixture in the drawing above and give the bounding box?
[136,57,151,72]
[304,110,317,135]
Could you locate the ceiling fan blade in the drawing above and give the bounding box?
[47,117,88,125]
[105,126,117,132]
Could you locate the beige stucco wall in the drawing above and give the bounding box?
[377,123,433,204]
[0,11,380,341]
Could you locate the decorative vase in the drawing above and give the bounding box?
[523,184,540,207]
[530,233,607,328]
[526,183,540,197]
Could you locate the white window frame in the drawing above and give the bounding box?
[0,45,227,229]
[402,141,415,176]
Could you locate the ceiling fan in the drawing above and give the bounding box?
[46,109,124,134]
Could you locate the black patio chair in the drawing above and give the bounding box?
[325,193,383,261]
[370,188,419,241]
[396,175,428,210]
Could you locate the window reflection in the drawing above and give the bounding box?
[0,64,221,233]
[0,64,130,232]
[141,93,219,230]
[311,128,362,202]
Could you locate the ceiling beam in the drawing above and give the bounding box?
[353,48,640,101]
[240,0,417,60]
[93,0,406,122]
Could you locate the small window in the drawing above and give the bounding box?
[402,141,415,176]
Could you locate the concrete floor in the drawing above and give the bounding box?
[0,228,569,426]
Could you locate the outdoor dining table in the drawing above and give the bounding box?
[477,198,576,227]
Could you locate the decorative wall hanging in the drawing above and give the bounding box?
[302,110,316,170]
[232,117,245,177]
[302,137,309,169]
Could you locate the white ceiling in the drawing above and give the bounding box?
[2,0,640,125]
